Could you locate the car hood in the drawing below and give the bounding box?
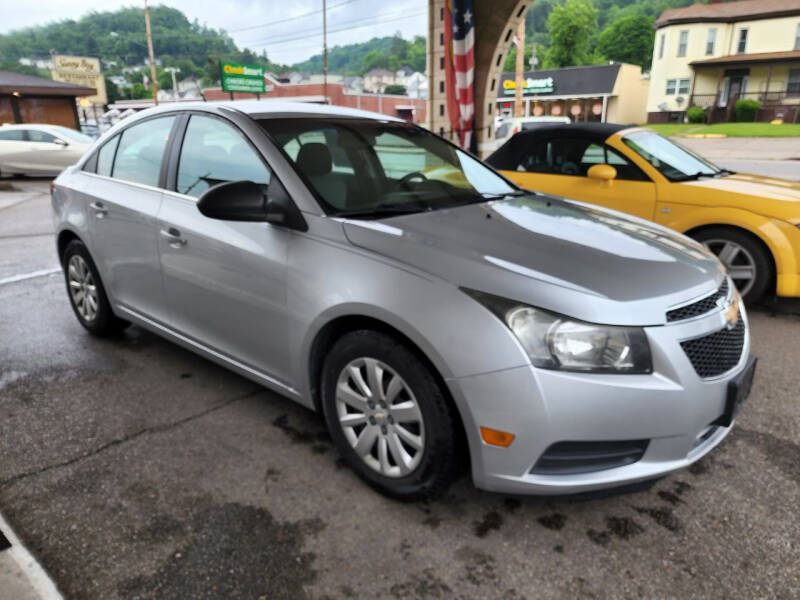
[683,173,800,221]
[342,195,724,326]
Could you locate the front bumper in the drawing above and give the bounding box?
[447,303,751,495]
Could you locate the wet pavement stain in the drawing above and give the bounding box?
[537,513,567,531]
[272,414,330,446]
[657,490,683,506]
[455,547,498,586]
[735,427,800,484]
[388,568,452,599]
[422,515,442,529]
[118,503,324,600]
[133,513,186,545]
[503,497,521,513]
[605,516,644,540]
[586,529,610,546]
[472,510,503,538]
[633,506,681,532]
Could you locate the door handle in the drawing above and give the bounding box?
[160,227,187,248]
[89,201,107,218]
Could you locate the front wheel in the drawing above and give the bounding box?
[321,330,458,501]
[691,227,772,303]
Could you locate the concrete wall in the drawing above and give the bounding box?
[607,63,650,124]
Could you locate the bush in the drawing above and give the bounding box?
[735,98,761,122]
[687,106,706,123]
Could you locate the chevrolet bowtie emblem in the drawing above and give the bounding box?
[719,292,741,330]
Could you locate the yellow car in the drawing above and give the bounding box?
[487,123,800,302]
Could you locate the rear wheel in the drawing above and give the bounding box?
[321,330,458,501]
[62,239,129,336]
[690,227,772,303]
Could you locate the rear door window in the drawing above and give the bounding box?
[176,115,270,198]
[0,129,25,141]
[112,116,175,187]
[28,130,58,143]
[96,135,120,177]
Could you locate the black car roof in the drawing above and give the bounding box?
[511,122,632,142]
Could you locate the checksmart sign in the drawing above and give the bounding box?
[220,61,265,94]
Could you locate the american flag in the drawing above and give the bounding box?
[444,0,475,151]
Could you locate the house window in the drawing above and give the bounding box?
[440,56,445,70]
[658,34,665,59]
[677,30,688,57]
[788,69,800,95]
[678,78,691,95]
[439,80,444,94]
[737,29,748,53]
[439,104,445,116]
[665,79,677,95]
[706,29,717,55]
[440,7,444,21]
[795,23,800,50]
[440,32,444,46]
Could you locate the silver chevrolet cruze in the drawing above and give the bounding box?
[52,101,756,500]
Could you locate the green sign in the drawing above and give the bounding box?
[220,61,265,94]
[503,76,555,96]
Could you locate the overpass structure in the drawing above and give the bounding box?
[427,0,531,156]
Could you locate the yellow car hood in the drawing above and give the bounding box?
[682,173,800,221]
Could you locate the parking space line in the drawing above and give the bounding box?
[0,511,63,599]
[0,267,60,287]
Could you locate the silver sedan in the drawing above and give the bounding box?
[0,123,92,177]
[51,101,755,500]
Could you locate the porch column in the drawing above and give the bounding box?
[764,63,774,104]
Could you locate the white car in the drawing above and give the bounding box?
[0,124,93,177]
[496,115,572,141]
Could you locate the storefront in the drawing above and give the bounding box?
[496,63,650,124]
[0,70,96,129]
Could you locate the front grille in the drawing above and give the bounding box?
[667,279,729,322]
[531,440,649,475]
[681,319,745,378]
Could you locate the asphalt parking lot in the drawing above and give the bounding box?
[1,177,799,599]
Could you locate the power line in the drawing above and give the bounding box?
[248,9,426,49]
[228,0,361,33]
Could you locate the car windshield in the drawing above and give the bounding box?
[260,118,518,218]
[622,130,722,181]
[47,125,93,144]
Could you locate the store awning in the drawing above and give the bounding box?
[0,70,96,97]
[691,50,800,68]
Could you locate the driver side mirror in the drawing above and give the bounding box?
[197,179,307,231]
[587,164,617,181]
[53,138,68,147]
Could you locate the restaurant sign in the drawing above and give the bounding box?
[503,76,555,96]
[220,61,265,94]
[51,55,107,105]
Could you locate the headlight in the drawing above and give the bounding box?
[464,289,652,373]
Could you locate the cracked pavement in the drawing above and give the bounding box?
[1,179,798,599]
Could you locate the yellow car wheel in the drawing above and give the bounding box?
[690,227,773,303]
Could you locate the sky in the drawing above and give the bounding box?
[0,0,428,64]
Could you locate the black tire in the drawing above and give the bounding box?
[321,330,459,501]
[62,239,129,337]
[690,227,773,304]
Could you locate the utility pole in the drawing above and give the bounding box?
[322,0,328,104]
[165,66,180,101]
[144,0,159,105]
[514,18,525,118]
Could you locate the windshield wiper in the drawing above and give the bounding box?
[715,168,736,176]
[672,171,717,182]
[480,190,528,200]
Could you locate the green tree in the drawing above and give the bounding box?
[384,84,406,95]
[542,0,599,68]
[360,50,390,74]
[596,14,655,69]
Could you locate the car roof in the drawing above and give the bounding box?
[130,100,405,123]
[508,122,636,142]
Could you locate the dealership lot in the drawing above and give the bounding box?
[1,178,798,599]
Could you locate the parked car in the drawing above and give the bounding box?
[0,124,93,177]
[52,102,755,500]
[487,123,800,303]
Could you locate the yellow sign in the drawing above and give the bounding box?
[51,55,107,105]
